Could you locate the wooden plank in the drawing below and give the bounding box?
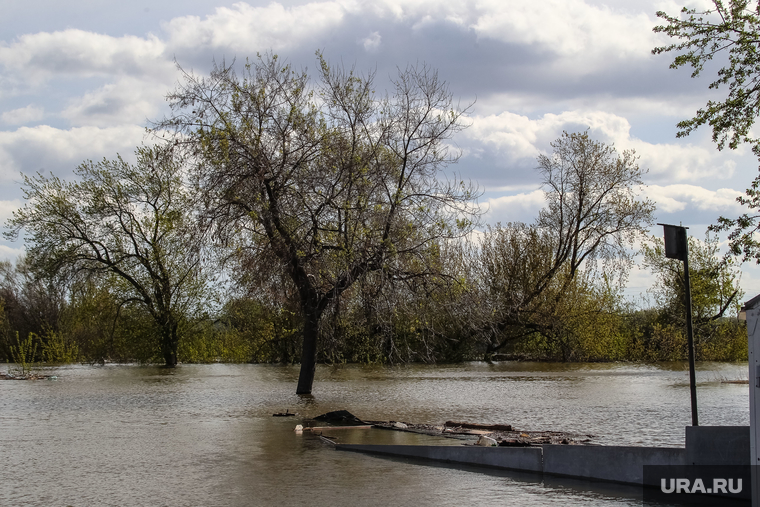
[304,425,374,431]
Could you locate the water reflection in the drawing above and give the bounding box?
[0,361,748,506]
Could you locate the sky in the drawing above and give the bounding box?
[1,0,757,304]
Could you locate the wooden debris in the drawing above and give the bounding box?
[302,425,373,431]
[373,420,595,446]
[444,421,513,432]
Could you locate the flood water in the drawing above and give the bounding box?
[0,361,750,506]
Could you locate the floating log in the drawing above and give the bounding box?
[302,425,373,431]
[444,421,513,432]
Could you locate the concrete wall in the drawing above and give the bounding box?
[338,444,543,472]
[542,445,685,486]
[684,425,749,465]
[336,426,750,487]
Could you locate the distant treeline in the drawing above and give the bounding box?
[0,228,747,366]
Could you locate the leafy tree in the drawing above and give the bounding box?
[0,257,65,362]
[5,145,210,366]
[653,1,760,261]
[157,53,479,393]
[653,0,760,151]
[537,131,655,280]
[642,233,743,325]
[640,233,746,360]
[469,132,655,358]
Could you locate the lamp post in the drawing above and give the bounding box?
[658,223,698,426]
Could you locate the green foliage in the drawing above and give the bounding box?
[711,175,760,263]
[537,131,656,277]
[653,1,760,262]
[635,233,747,361]
[41,327,79,364]
[0,298,10,362]
[6,145,212,366]
[623,310,746,361]
[177,321,253,363]
[654,0,760,151]
[10,331,38,376]
[642,233,743,325]
[0,47,748,368]
[216,298,301,363]
[463,132,655,360]
[159,52,481,392]
[555,280,630,361]
[60,279,122,362]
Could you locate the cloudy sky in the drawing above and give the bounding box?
[1,0,756,302]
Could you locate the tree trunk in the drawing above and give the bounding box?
[296,310,320,394]
[160,315,179,367]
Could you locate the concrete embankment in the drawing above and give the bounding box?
[335,425,749,487]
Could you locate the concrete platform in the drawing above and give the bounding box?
[337,444,543,472]
[336,426,749,486]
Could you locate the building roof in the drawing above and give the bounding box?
[741,293,760,312]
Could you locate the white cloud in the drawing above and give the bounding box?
[483,189,545,223]
[0,199,22,223]
[61,77,168,127]
[164,1,349,51]
[644,184,744,214]
[0,243,24,263]
[361,31,382,52]
[1,105,44,125]
[466,109,637,163]
[0,29,170,83]
[465,111,543,161]
[0,199,25,262]
[465,109,740,184]
[367,0,657,73]
[151,0,659,76]
[0,125,147,181]
[625,261,656,302]
[468,0,655,59]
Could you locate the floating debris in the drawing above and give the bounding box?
[313,410,367,426]
[300,425,373,431]
[445,421,513,432]
[302,410,595,446]
[372,420,595,446]
[476,435,498,447]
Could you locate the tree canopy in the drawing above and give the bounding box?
[537,131,655,281]
[457,132,655,359]
[653,0,760,261]
[157,53,480,393]
[5,145,209,366]
[643,233,743,324]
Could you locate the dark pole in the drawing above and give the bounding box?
[682,249,699,426]
[658,223,698,426]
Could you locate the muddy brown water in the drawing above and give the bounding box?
[0,361,749,506]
